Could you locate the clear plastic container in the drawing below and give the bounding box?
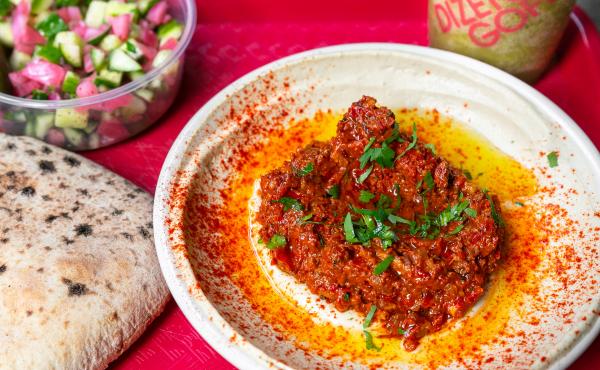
[0,0,196,151]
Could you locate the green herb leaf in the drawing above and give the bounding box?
[515,201,524,207]
[344,213,357,243]
[424,143,436,155]
[273,197,303,211]
[398,328,406,335]
[34,44,63,64]
[359,190,375,203]
[373,255,394,275]
[266,234,286,250]
[484,191,504,226]
[388,214,414,226]
[464,207,477,218]
[357,165,374,184]
[56,0,80,7]
[463,170,473,180]
[299,213,313,222]
[297,162,314,176]
[547,151,559,168]
[0,0,13,17]
[326,184,340,199]
[363,330,381,351]
[423,171,434,191]
[447,224,465,235]
[31,90,48,100]
[36,13,69,40]
[363,305,377,329]
[397,122,418,159]
[257,238,264,244]
[343,292,350,302]
[125,41,137,53]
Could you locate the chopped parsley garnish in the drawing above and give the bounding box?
[417,171,434,193]
[296,162,314,176]
[515,201,524,207]
[363,305,377,329]
[464,207,477,218]
[447,224,465,236]
[363,330,381,351]
[343,292,350,301]
[326,184,340,199]
[547,151,559,168]
[424,143,436,155]
[36,13,69,40]
[298,213,323,225]
[463,170,473,180]
[359,140,395,169]
[35,44,63,64]
[359,190,375,203]
[373,255,394,275]
[344,210,397,249]
[272,197,303,211]
[266,234,286,249]
[484,191,504,226]
[357,165,373,184]
[343,213,357,243]
[397,122,418,159]
[398,327,406,335]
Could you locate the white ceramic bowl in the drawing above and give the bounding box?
[153,44,600,369]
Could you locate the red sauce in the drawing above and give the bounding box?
[256,97,504,350]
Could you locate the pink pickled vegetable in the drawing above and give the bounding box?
[137,42,157,60]
[21,60,66,87]
[101,93,132,111]
[57,6,82,24]
[76,78,98,98]
[48,92,61,100]
[139,24,158,47]
[160,38,177,50]
[84,24,109,43]
[98,120,130,146]
[83,52,94,73]
[46,128,66,146]
[147,1,168,25]
[72,21,87,39]
[12,1,45,55]
[8,72,42,97]
[111,14,132,41]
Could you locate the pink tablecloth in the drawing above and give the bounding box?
[87,1,600,368]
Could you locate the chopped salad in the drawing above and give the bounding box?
[1,0,183,99]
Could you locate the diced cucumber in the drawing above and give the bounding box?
[120,95,146,120]
[94,69,122,88]
[0,22,13,47]
[138,0,158,15]
[85,1,107,28]
[10,50,31,70]
[8,0,19,6]
[105,1,137,18]
[99,34,122,52]
[135,88,153,102]
[31,0,53,14]
[108,49,141,72]
[63,127,85,146]
[24,121,35,137]
[83,121,98,134]
[34,112,55,139]
[4,110,27,122]
[129,23,140,40]
[87,133,100,148]
[87,27,109,46]
[120,39,143,60]
[152,49,171,68]
[55,108,88,129]
[157,20,183,45]
[62,71,80,95]
[34,11,51,26]
[55,31,83,67]
[90,47,106,71]
[128,71,145,81]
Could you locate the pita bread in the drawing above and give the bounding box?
[0,134,169,370]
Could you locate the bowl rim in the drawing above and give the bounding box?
[153,42,600,370]
[0,0,197,109]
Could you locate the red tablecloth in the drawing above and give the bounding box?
[91,1,600,368]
